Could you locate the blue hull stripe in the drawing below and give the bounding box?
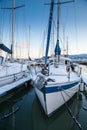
[45,81,80,94]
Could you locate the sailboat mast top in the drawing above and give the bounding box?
[56,0,74,41]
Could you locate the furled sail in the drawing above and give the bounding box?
[54,40,61,56]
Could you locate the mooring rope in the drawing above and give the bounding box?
[61,87,79,100]
[60,89,83,130]
[62,86,87,113]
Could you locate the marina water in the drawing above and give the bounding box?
[0,65,87,130]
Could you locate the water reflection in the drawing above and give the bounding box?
[0,86,32,130]
[1,85,87,130]
[31,94,82,130]
[83,91,87,101]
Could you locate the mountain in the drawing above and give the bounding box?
[69,54,87,59]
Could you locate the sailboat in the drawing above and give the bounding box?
[0,0,31,102]
[34,0,81,116]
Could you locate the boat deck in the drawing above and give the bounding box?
[46,65,80,85]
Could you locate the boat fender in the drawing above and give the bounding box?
[40,63,44,68]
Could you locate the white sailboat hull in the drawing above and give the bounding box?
[34,80,80,116]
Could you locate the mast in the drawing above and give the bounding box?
[66,36,69,56]
[57,0,60,41]
[45,0,54,65]
[28,26,30,59]
[11,0,15,60]
[56,0,60,62]
[11,0,25,60]
[63,26,65,55]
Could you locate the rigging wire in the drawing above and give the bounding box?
[15,0,26,59]
[24,0,31,59]
[52,17,66,54]
[38,30,46,58]
[73,2,79,54]
[59,4,68,55]
[60,89,83,130]
[38,22,48,58]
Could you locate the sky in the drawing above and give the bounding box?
[0,0,87,58]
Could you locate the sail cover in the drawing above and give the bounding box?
[54,40,61,56]
[0,44,12,54]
